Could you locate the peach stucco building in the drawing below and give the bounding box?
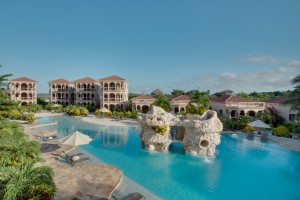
[48,75,128,109]
[264,96,297,122]
[99,75,128,110]
[73,77,101,107]
[169,95,191,114]
[210,95,265,118]
[8,77,37,104]
[48,78,74,105]
[131,94,156,113]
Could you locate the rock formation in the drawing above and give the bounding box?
[138,106,223,156]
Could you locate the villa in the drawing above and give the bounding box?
[210,95,265,118]
[48,75,128,109]
[264,96,297,122]
[73,77,101,107]
[48,78,74,105]
[131,94,156,113]
[99,75,128,110]
[168,95,191,114]
[7,77,37,105]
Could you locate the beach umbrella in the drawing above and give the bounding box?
[99,107,110,113]
[61,131,92,146]
[61,131,92,162]
[247,120,271,129]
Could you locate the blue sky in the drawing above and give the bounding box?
[1,0,299,94]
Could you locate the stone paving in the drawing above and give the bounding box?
[41,145,123,200]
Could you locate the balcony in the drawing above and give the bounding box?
[103,87,125,91]
[75,88,95,92]
[225,102,265,109]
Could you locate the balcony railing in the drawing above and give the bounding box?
[75,98,95,101]
[103,87,125,91]
[13,88,36,91]
[225,102,265,109]
[75,88,95,91]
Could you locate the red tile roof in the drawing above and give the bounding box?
[170,95,191,102]
[48,78,72,84]
[132,94,156,100]
[99,75,125,81]
[73,77,99,83]
[210,95,258,103]
[264,96,293,104]
[10,77,36,82]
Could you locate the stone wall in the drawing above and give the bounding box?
[138,106,223,156]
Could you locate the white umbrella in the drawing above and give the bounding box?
[61,131,92,163]
[61,131,92,146]
[247,120,271,129]
[99,107,110,113]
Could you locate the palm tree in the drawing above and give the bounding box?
[284,74,300,120]
[152,95,170,111]
[0,160,56,200]
[0,65,12,89]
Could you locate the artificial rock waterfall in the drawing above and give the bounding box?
[138,106,223,156]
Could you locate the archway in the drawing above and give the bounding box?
[230,110,238,118]
[180,107,185,112]
[21,83,27,90]
[109,104,115,111]
[109,93,115,101]
[247,110,256,117]
[142,105,149,113]
[240,110,245,116]
[174,107,179,113]
[137,105,141,111]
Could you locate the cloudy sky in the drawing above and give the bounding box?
[1,0,299,94]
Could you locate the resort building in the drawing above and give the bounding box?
[99,75,128,110]
[131,94,156,113]
[210,95,265,118]
[169,95,191,114]
[264,97,297,122]
[8,77,37,105]
[48,79,74,105]
[73,77,101,107]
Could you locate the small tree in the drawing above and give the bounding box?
[244,125,255,133]
[273,126,289,137]
[23,113,36,124]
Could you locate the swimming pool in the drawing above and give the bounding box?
[39,115,300,200]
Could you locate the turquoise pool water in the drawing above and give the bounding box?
[39,115,300,200]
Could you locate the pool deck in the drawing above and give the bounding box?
[24,112,161,200]
[223,131,300,152]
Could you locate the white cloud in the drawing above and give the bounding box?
[130,55,300,94]
[243,54,285,64]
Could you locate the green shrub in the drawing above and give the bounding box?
[80,108,89,116]
[95,109,100,117]
[8,109,21,119]
[273,126,289,137]
[244,125,255,132]
[23,113,36,124]
[153,125,168,136]
[126,111,133,118]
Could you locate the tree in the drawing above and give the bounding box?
[152,95,170,111]
[284,74,300,120]
[0,65,13,89]
[171,89,185,96]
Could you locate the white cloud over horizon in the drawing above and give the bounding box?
[130,55,300,94]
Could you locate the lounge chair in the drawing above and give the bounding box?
[51,145,76,157]
[70,156,91,166]
[123,192,145,200]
